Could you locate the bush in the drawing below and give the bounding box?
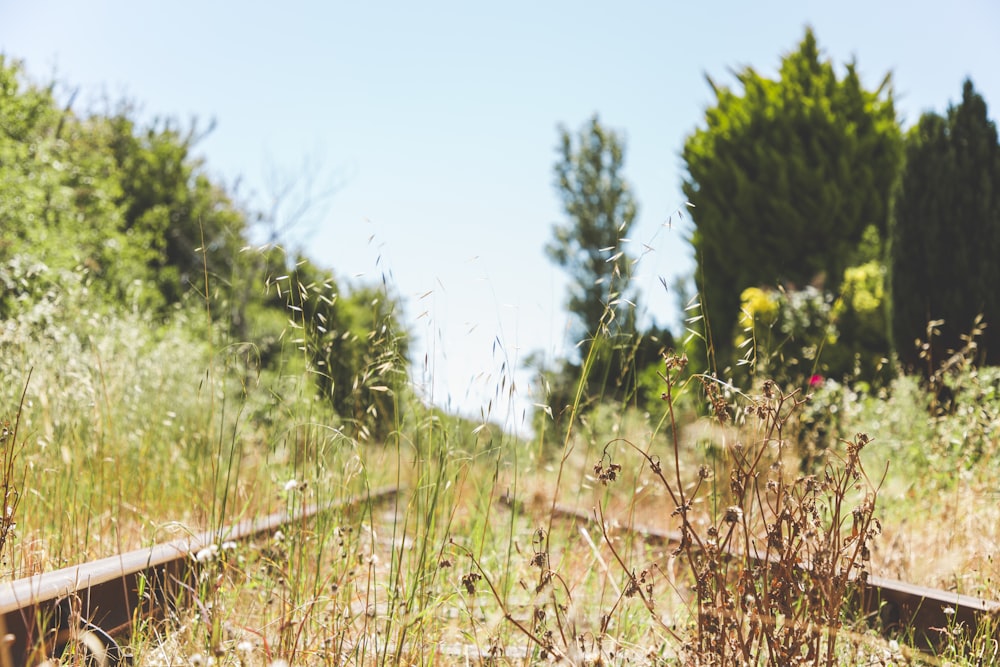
[734,260,890,392]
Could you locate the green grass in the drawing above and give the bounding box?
[2,256,999,666]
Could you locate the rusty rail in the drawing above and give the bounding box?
[524,496,1000,652]
[0,486,399,667]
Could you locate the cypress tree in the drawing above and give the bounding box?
[889,79,1000,369]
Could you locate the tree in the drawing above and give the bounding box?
[102,111,249,311]
[0,56,250,318]
[537,115,673,440]
[547,114,638,342]
[0,57,412,440]
[682,28,902,373]
[889,79,1000,370]
[0,56,136,314]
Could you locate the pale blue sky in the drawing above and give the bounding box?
[3,1,998,431]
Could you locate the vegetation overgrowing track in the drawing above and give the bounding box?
[503,495,1000,655]
[0,482,996,666]
[0,487,400,667]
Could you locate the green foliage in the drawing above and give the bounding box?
[0,57,132,310]
[682,28,902,372]
[888,79,1000,370]
[538,114,675,442]
[282,257,410,443]
[796,363,1000,496]
[547,114,638,341]
[737,285,837,386]
[735,259,890,390]
[0,57,410,440]
[835,258,890,377]
[0,57,249,318]
[533,323,672,444]
[102,112,250,311]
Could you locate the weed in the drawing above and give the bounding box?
[918,314,988,414]
[592,356,886,665]
[0,370,29,568]
[6,242,1000,665]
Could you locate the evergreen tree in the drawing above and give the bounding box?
[538,115,673,439]
[889,79,1000,370]
[682,29,902,372]
[547,114,638,341]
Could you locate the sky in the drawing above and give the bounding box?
[2,1,998,434]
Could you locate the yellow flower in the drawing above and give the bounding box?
[738,287,778,329]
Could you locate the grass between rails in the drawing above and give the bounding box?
[1,255,999,664]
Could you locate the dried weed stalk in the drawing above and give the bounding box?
[454,351,886,665]
[627,354,887,666]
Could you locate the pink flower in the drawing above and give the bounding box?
[808,374,824,387]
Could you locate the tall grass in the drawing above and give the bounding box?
[0,253,356,573]
[4,247,1000,665]
[0,369,29,565]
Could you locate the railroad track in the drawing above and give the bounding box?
[0,486,400,667]
[528,497,1000,653]
[0,485,995,665]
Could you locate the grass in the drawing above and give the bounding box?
[801,372,1000,601]
[1,252,999,665]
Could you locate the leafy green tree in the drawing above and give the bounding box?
[889,79,1000,370]
[538,115,674,439]
[0,57,412,441]
[0,57,248,318]
[0,57,138,314]
[0,56,60,260]
[101,112,249,311]
[547,114,638,341]
[682,28,902,373]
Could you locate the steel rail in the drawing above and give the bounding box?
[0,486,399,667]
[522,496,1000,652]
